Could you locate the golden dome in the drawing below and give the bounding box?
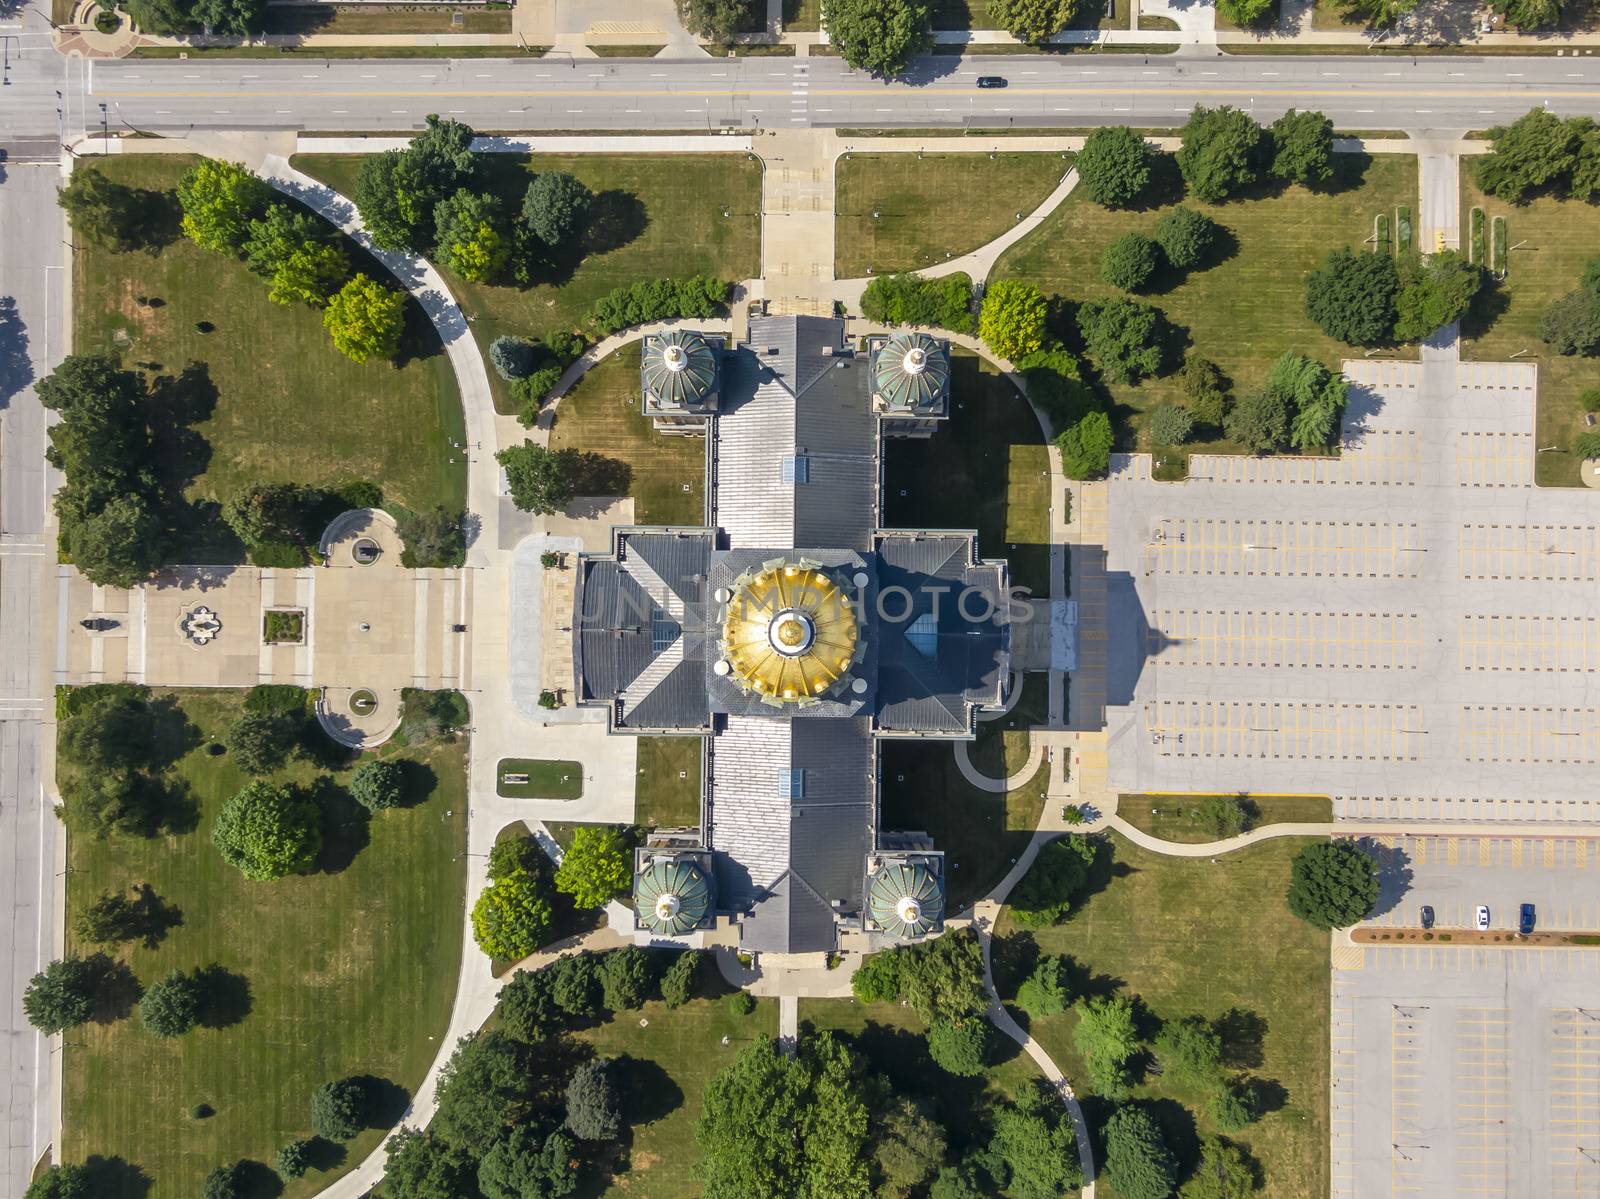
[720,562,860,703]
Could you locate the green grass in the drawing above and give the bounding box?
[636,736,703,829]
[131,45,545,57]
[73,156,465,526]
[929,0,1122,29]
[782,0,821,27]
[571,992,777,1198]
[883,352,1051,599]
[590,44,667,56]
[546,345,706,526]
[971,672,1049,779]
[496,758,584,799]
[61,689,467,1199]
[996,833,1329,1198]
[834,152,1073,277]
[1116,794,1333,843]
[995,152,1418,458]
[1459,176,1600,487]
[294,152,762,415]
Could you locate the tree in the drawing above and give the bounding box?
[1076,297,1164,384]
[1394,250,1482,342]
[1338,0,1421,25]
[58,693,156,773]
[1154,1015,1223,1086]
[224,710,298,776]
[384,1128,481,1199]
[22,957,100,1034]
[550,952,602,1018]
[478,1125,579,1199]
[397,505,466,569]
[851,949,904,1004]
[57,167,146,250]
[176,158,271,255]
[353,115,478,252]
[472,866,554,961]
[269,243,350,308]
[191,0,267,36]
[1541,287,1600,355]
[1177,106,1263,204]
[1103,1106,1179,1199]
[222,482,311,551]
[989,0,1079,39]
[928,1165,986,1199]
[64,493,166,589]
[1210,1083,1258,1132]
[1476,109,1583,202]
[874,1096,948,1198]
[276,1139,314,1180]
[138,968,203,1037]
[660,949,702,1008]
[522,170,594,248]
[927,1017,991,1076]
[989,1095,1083,1199]
[1494,0,1562,27]
[1180,356,1230,427]
[1266,350,1346,451]
[1073,994,1140,1098]
[1148,403,1194,447]
[433,1031,535,1151]
[565,1057,623,1140]
[1216,0,1273,24]
[1269,108,1335,187]
[243,202,327,279]
[24,1165,91,1199]
[311,1077,370,1141]
[1102,233,1160,292]
[1181,1136,1257,1199]
[1195,793,1250,838]
[212,780,322,881]
[589,276,732,334]
[202,1165,244,1199]
[978,279,1048,362]
[1015,953,1073,1019]
[499,967,561,1041]
[1057,410,1114,480]
[1076,126,1154,208]
[73,889,144,944]
[1224,388,1289,454]
[1305,247,1398,345]
[1153,206,1219,271]
[555,825,632,908]
[490,335,539,381]
[902,927,987,1024]
[350,758,406,812]
[1286,839,1379,929]
[824,0,931,77]
[600,945,656,1011]
[323,274,407,364]
[696,1033,874,1199]
[1009,833,1099,925]
[435,189,511,283]
[497,442,576,516]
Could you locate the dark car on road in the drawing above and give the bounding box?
[1519,903,1536,935]
[976,76,1008,88]
[1420,905,1434,929]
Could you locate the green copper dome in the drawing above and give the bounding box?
[634,857,713,936]
[643,330,718,410]
[872,333,949,412]
[867,861,943,938]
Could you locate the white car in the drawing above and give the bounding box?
[1476,905,1491,931]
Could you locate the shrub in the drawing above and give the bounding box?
[727,989,756,1016]
[1224,387,1290,454]
[1101,233,1160,292]
[1286,839,1379,929]
[311,1077,369,1141]
[859,272,974,332]
[1147,403,1194,447]
[599,945,655,1012]
[212,781,322,881]
[1574,430,1600,460]
[1075,126,1154,208]
[275,1139,314,1180]
[1057,410,1115,480]
[1581,387,1600,413]
[138,968,203,1037]
[1015,953,1072,1019]
[1153,206,1219,271]
[927,1018,992,1076]
[22,956,101,1034]
[660,949,702,1008]
[1542,288,1600,356]
[1076,297,1165,384]
[978,279,1049,361]
[201,1165,244,1199]
[1210,1083,1259,1132]
[589,276,731,335]
[489,335,538,380]
[1102,1105,1178,1199]
[851,949,904,1004]
[565,1058,622,1141]
[1195,793,1251,837]
[348,758,405,811]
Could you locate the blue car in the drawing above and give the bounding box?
[1519,903,1536,935]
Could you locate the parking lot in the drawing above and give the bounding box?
[1331,836,1600,1199]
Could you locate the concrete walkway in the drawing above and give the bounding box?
[954,736,1046,793]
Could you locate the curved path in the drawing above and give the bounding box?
[538,313,737,422]
[953,736,1045,795]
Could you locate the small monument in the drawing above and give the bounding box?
[179,604,222,647]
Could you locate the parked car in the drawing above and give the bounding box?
[976,76,1008,89]
[1519,903,1536,935]
[1476,905,1491,931]
[1420,905,1434,929]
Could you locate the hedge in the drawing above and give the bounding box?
[859,272,974,333]
[589,276,732,336]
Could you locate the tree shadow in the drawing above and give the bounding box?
[583,190,649,258]
[141,773,200,837]
[145,363,218,495]
[314,775,371,874]
[1135,152,1188,211]
[563,449,633,497]
[1145,223,1241,297]
[1214,1007,1267,1070]
[194,964,253,1029]
[298,718,355,772]
[396,758,439,809]
[127,186,183,251]
[612,1054,683,1126]
[1327,149,1374,195]
[80,1155,153,1199]
[0,295,34,410]
[91,954,143,1023]
[990,930,1040,999]
[1060,954,1125,1004]
[1246,1075,1288,1117]
[348,1074,412,1129]
[1361,837,1414,918]
[234,1160,284,1199]
[391,293,447,372]
[147,693,202,770]
[302,1137,348,1173]
[1145,1096,1202,1182]
[130,883,184,949]
[1462,274,1513,340]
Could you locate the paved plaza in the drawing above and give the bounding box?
[1333,836,1600,1199]
[1097,342,1600,824]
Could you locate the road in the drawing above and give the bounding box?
[0,53,1585,139]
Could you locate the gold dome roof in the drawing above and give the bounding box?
[720,562,860,703]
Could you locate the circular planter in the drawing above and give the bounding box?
[349,689,379,717]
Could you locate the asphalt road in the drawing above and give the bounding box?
[15,52,1600,139]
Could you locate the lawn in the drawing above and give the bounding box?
[636,735,704,830]
[994,151,1418,459]
[294,152,763,415]
[996,832,1329,1198]
[883,351,1052,599]
[782,0,821,28]
[73,157,466,535]
[834,152,1073,277]
[1116,794,1332,843]
[61,689,467,1199]
[571,992,778,1198]
[880,745,1047,912]
[496,757,584,799]
[546,345,707,526]
[1458,177,1600,487]
[970,672,1050,779]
